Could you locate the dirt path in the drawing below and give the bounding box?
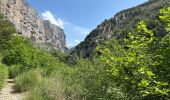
[0,78,24,100]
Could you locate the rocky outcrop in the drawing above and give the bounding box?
[43,20,66,50]
[70,0,169,58]
[0,0,66,51]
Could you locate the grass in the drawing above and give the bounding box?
[13,69,67,100]
[9,64,21,78]
[13,69,43,93]
[25,75,66,100]
[0,54,8,89]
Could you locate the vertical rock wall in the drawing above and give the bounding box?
[0,0,66,51]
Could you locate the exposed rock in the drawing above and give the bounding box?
[43,20,66,50]
[70,0,169,58]
[0,0,66,51]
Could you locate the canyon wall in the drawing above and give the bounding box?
[70,0,168,58]
[0,0,66,51]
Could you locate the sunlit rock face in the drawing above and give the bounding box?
[0,0,66,51]
[70,0,169,58]
[43,20,66,51]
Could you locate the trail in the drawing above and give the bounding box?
[0,78,24,100]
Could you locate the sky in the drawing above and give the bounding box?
[27,0,148,47]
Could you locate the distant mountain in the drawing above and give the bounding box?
[0,0,66,51]
[70,0,169,58]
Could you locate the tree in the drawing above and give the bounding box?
[98,20,169,99]
[0,14,16,51]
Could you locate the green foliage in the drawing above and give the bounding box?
[50,50,68,63]
[154,34,170,84]
[0,3,170,100]
[0,14,16,51]
[9,64,22,78]
[97,19,170,99]
[3,36,61,76]
[97,7,170,99]
[25,75,66,100]
[13,69,43,92]
[61,58,128,100]
[159,4,170,31]
[0,63,8,89]
[0,54,8,89]
[76,59,128,100]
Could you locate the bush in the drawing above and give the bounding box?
[26,75,66,100]
[0,13,16,51]
[3,36,60,76]
[0,63,8,89]
[13,69,43,92]
[73,58,128,100]
[50,50,68,63]
[51,58,128,100]
[9,64,21,78]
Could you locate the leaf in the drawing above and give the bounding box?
[139,79,149,87]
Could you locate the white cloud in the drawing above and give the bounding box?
[67,40,80,48]
[74,40,80,43]
[41,11,64,29]
[41,10,92,48]
[41,10,91,35]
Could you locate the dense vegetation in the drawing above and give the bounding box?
[0,56,8,89]
[0,2,170,100]
[97,6,170,99]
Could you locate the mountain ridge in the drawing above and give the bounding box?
[70,0,169,58]
[0,0,66,51]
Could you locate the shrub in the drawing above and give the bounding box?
[9,64,22,78]
[26,75,66,100]
[3,36,60,76]
[0,63,8,89]
[50,50,68,63]
[73,58,128,100]
[0,13,16,51]
[13,69,43,92]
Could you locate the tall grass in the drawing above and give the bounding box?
[13,69,43,92]
[9,64,21,78]
[0,63,8,89]
[13,69,67,100]
[25,75,66,100]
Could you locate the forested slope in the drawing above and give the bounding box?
[70,0,169,58]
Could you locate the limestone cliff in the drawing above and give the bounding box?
[0,0,66,51]
[70,0,169,58]
[43,20,66,51]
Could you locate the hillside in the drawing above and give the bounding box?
[0,0,66,51]
[70,0,169,58]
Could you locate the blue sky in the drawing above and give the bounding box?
[27,0,148,47]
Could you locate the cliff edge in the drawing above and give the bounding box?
[0,0,66,51]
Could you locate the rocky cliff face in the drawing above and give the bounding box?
[70,0,169,58]
[0,0,66,51]
[43,20,66,50]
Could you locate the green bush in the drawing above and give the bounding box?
[95,6,170,99]
[49,58,128,100]
[9,64,21,78]
[72,58,128,100]
[0,63,8,89]
[0,14,16,51]
[13,69,43,92]
[26,75,66,100]
[3,36,59,76]
[50,50,68,63]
